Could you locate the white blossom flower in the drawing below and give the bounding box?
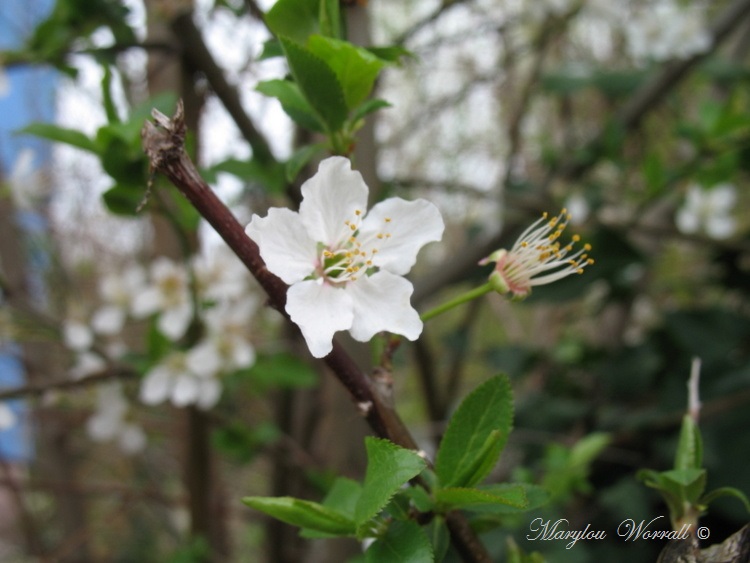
[676,183,737,240]
[480,209,594,298]
[245,157,444,358]
[87,381,146,454]
[0,402,16,431]
[132,257,193,340]
[91,265,147,336]
[140,350,222,410]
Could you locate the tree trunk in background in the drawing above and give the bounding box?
[143,1,227,561]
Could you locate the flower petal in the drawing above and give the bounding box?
[158,304,193,341]
[347,271,423,342]
[360,198,444,275]
[196,379,222,410]
[63,321,93,351]
[118,424,147,454]
[172,375,200,407]
[286,279,354,358]
[91,305,125,336]
[246,208,318,284]
[299,157,369,246]
[140,367,172,405]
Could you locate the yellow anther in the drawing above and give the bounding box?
[584,243,592,251]
[377,234,384,239]
[355,209,362,216]
[385,217,392,223]
[572,234,581,242]
[350,224,356,231]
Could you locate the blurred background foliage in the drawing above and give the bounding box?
[1,0,750,561]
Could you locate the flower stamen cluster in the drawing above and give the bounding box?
[481,209,594,298]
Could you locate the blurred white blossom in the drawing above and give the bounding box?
[190,298,256,376]
[676,183,737,240]
[140,350,222,410]
[132,257,194,340]
[63,320,94,351]
[69,351,106,380]
[565,192,590,225]
[87,381,146,454]
[192,246,249,302]
[91,265,147,336]
[626,2,711,62]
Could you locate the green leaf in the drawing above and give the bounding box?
[307,35,384,109]
[242,353,318,390]
[465,484,549,515]
[19,123,97,153]
[258,39,283,60]
[318,0,341,39]
[366,45,414,64]
[301,477,363,539]
[101,64,121,123]
[285,144,326,183]
[435,375,513,488]
[256,79,325,133]
[280,38,348,133]
[674,415,702,471]
[206,156,286,194]
[354,438,426,529]
[242,496,356,536]
[265,0,319,44]
[435,485,527,512]
[322,477,362,520]
[427,516,449,563]
[365,520,433,563]
[101,183,145,216]
[352,98,391,124]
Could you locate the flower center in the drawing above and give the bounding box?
[316,209,392,284]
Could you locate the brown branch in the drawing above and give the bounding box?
[0,367,137,401]
[141,103,491,562]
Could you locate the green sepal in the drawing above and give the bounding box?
[674,414,703,471]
